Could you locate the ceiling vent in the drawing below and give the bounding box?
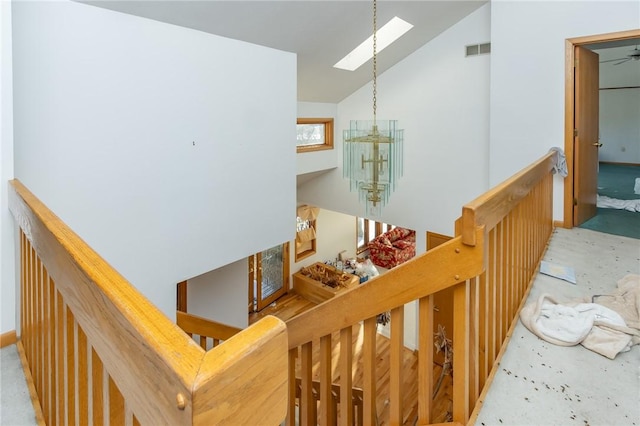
[466,42,491,57]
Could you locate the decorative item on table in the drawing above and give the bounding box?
[377,311,390,326]
[299,263,353,289]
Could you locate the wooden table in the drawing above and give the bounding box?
[292,262,359,304]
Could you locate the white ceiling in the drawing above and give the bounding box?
[80,0,487,103]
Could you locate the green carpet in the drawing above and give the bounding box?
[596,163,639,200]
[579,163,639,239]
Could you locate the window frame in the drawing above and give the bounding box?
[296,118,334,153]
[295,217,317,262]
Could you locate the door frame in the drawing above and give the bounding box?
[563,29,640,228]
[248,242,290,313]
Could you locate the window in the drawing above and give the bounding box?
[296,118,334,153]
[356,217,394,254]
[295,205,319,261]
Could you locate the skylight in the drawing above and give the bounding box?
[334,16,414,71]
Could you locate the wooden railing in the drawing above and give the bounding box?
[176,311,242,350]
[285,151,558,425]
[294,378,365,426]
[177,310,368,425]
[10,151,556,425]
[9,180,288,425]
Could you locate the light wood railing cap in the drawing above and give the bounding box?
[461,151,557,246]
[9,179,205,424]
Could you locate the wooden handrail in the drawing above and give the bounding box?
[9,179,288,425]
[192,316,288,425]
[286,151,557,425]
[9,179,203,424]
[461,151,557,246]
[287,228,484,349]
[177,310,242,348]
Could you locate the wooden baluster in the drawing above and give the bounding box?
[27,243,34,376]
[505,214,513,342]
[66,308,76,426]
[389,306,403,426]
[109,375,125,425]
[453,282,470,424]
[301,342,314,425]
[92,348,104,426]
[500,215,507,344]
[339,327,353,426]
[418,295,433,424]
[496,219,505,362]
[35,255,42,405]
[20,232,25,358]
[199,335,206,350]
[125,401,135,426]
[477,269,488,391]
[319,334,333,426]
[362,317,377,426]
[48,275,56,426]
[41,261,50,422]
[286,348,297,426]
[56,294,64,426]
[468,276,480,411]
[517,201,524,318]
[78,327,89,425]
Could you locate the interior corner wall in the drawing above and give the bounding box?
[297,4,491,238]
[187,259,248,329]
[0,0,15,335]
[11,1,297,320]
[489,1,640,221]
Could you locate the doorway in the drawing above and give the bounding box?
[248,242,290,312]
[563,29,640,228]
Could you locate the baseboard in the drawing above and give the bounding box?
[553,220,565,229]
[15,341,47,425]
[0,330,17,348]
[599,161,639,167]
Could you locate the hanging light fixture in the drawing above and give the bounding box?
[343,0,404,217]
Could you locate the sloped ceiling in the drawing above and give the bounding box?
[79,0,487,103]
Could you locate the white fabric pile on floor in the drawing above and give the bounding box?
[520,274,640,359]
[596,195,640,212]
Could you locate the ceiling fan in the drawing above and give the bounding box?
[600,46,640,65]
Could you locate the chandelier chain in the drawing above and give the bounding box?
[372,0,377,125]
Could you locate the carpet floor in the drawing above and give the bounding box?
[0,345,37,426]
[580,163,639,239]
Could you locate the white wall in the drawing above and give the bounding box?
[489,0,640,220]
[0,0,15,335]
[597,48,640,164]
[297,102,339,176]
[11,1,296,320]
[599,89,640,163]
[187,259,247,329]
[298,4,491,240]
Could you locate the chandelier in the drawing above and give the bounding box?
[343,0,404,217]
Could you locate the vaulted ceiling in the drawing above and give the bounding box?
[80,1,487,103]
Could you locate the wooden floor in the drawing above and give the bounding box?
[249,293,453,425]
